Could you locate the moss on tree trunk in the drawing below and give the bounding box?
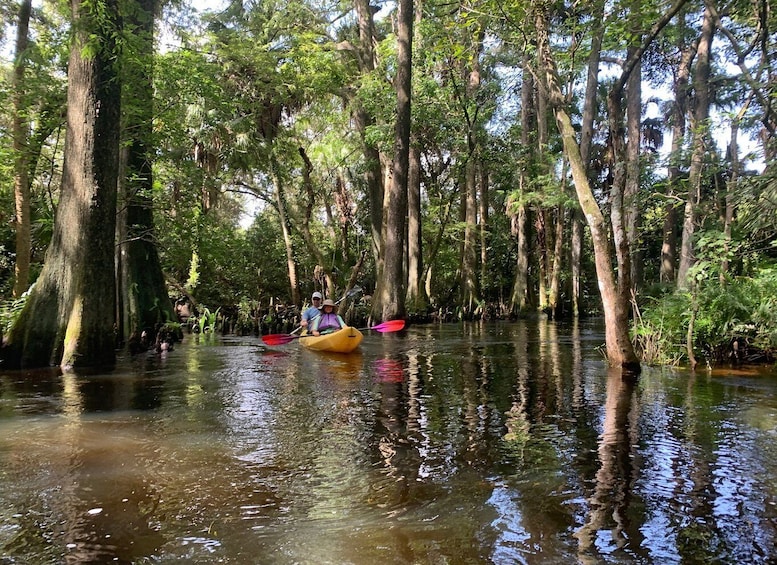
[2,0,121,370]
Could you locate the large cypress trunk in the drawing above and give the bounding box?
[459,25,485,317]
[2,0,121,370]
[374,0,412,321]
[117,0,175,346]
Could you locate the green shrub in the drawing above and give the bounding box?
[636,265,777,365]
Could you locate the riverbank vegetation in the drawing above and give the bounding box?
[0,0,775,369]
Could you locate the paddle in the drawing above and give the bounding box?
[360,319,406,332]
[340,285,363,303]
[262,319,405,346]
[261,333,304,346]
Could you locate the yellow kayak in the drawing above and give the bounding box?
[299,326,363,353]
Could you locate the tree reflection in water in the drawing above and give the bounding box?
[1,325,776,563]
[574,370,641,562]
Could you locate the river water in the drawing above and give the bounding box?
[1,320,776,564]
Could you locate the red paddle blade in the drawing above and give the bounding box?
[371,320,406,333]
[261,333,300,346]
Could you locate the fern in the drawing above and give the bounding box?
[638,264,777,364]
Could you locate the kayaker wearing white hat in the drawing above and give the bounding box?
[310,299,345,336]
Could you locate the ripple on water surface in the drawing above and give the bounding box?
[1,328,777,564]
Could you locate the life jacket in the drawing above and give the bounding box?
[316,312,342,332]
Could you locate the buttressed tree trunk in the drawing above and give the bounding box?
[3,0,122,369]
[118,0,176,346]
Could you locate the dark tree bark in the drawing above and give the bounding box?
[352,0,385,266]
[606,68,636,359]
[574,0,604,316]
[479,164,489,304]
[601,0,685,368]
[536,209,548,312]
[509,202,529,313]
[461,151,480,314]
[579,0,604,167]
[548,194,565,319]
[374,0,412,321]
[406,1,425,312]
[298,146,335,298]
[117,0,175,347]
[536,62,550,314]
[662,32,697,283]
[270,152,301,305]
[625,48,642,296]
[3,0,122,369]
[12,0,33,298]
[509,56,534,315]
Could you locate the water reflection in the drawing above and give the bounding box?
[372,358,405,383]
[0,323,776,563]
[574,370,640,562]
[0,413,166,563]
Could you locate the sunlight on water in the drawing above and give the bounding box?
[1,323,776,563]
